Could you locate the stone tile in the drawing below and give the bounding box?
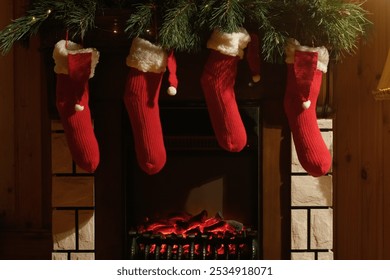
[51,133,73,174]
[52,176,94,207]
[79,210,95,250]
[318,251,334,260]
[291,175,333,207]
[52,252,68,260]
[76,165,90,174]
[291,209,308,250]
[317,119,332,130]
[311,209,333,250]
[70,253,95,260]
[53,210,76,250]
[291,252,315,260]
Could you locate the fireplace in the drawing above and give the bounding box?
[124,105,261,259]
[86,45,270,258]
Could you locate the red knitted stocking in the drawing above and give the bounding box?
[124,38,176,175]
[53,40,100,173]
[284,40,332,177]
[201,29,254,152]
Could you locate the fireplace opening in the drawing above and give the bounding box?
[124,105,262,259]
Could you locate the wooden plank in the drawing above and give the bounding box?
[0,231,52,260]
[10,0,52,231]
[334,0,390,259]
[0,0,51,259]
[370,0,390,259]
[358,0,387,260]
[383,106,390,259]
[0,1,51,259]
[333,41,363,259]
[13,37,44,228]
[0,0,15,227]
[262,97,291,260]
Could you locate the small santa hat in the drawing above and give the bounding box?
[166,50,178,96]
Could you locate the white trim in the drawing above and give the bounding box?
[126,37,167,73]
[206,28,251,59]
[53,40,99,78]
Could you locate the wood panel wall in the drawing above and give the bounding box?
[0,0,51,259]
[334,0,390,259]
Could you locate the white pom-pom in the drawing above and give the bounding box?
[75,104,85,112]
[302,100,311,110]
[252,74,261,83]
[167,86,177,96]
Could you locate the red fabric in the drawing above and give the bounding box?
[124,68,166,175]
[284,50,331,177]
[56,52,100,173]
[167,50,178,89]
[201,50,247,152]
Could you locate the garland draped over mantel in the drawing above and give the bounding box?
[0,0,371,62]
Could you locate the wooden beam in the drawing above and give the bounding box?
[0,0,16,227]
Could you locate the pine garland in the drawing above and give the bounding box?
[0,0,98,55]
[262,0,372,62]
[126,0,270,52]
[0,0,371,62]
[0,5,51,55]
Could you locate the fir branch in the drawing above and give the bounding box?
[125,1,156,41]
[159,0,201,52]
[0,3,52,55]
[199,0,245,33]
[260,0,371,62]
[0,0,99,55]
[61,1,97,40]
[324,2,372,58]
[241,0,271,28]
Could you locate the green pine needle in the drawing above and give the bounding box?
[0,4,51,55]
[199,0,245,33]
[0,0,98,55]
[125,1,155,41]
[159,1,200,52]
[261,0,372,62]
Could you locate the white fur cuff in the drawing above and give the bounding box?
[126,37,167,73]
[207,28,251,59]
[53,40,99,78]
[285,38,329,73]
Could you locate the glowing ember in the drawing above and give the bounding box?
[137,210,244,237]
[133,210,249,258]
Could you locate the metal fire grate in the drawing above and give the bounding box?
[128,230,258,260]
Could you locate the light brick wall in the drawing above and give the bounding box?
[290,119,333,260]
[51,120,95,260]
